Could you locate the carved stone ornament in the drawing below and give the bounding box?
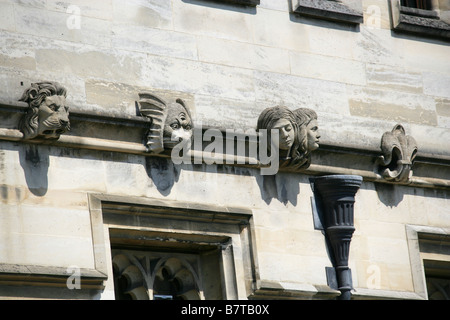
[137,93,193,154]
[256,105,320,170]
[19,81,70,140]
[377,124,418,182]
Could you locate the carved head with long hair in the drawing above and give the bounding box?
[19,81,70,140]
[289,108,320,169]
[256,105,301,165]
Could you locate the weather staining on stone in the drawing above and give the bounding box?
[137,93,193,154]
[256,105,320,171]
[377,124,418,183]
[19,82,70,140]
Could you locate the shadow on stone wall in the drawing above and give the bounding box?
[255,172,300,206]
[374,183,404,207]
[145,157,181,196]
[19,144,49,197]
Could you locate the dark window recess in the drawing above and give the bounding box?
[424,260,450,300]
[401,0,432,10]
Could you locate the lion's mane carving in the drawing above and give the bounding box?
[19,81,70,140]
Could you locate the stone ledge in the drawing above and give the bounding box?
[352,288,426,300]
[204,0,260,6]
[0,100,449,190]
[293,0,363,25]
[249,280,341,299]
[0,263,107,289]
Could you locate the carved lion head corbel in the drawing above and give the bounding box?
[19,81,70,140]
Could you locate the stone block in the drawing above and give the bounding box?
[15,0,114,20]
[257,251,330,286]
[253,7,310,52]
[290,51,367,86]
[172,0,255,43]
[0,2,15,32]
[14,5,112,47]
[0,204,95,269]
[197,36,290,74]
[112,0,172,29]
[254,70,349,115]
[436,98,450,128]
[423,72,450,99]
[111,24,198,60]
[307,18,360,60]
[193,94,261,130]
[348,86,438,126]
[35,48,147,85]
[142,54,255,101]
[366,63,423,94]
[0,65,87,109]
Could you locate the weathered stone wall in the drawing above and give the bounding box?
[0,0,449,300]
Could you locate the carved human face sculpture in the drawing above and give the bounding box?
[162,102,192,149]
[306,119,320,151]
[271,118,295,151]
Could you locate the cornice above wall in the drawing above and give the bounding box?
[0,99,449,190]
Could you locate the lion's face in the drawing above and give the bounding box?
[36,95,70,139]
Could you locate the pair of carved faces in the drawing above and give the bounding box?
[19,82,70,140]
[257,106,320,169]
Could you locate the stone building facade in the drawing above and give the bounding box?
[0,0,449,300]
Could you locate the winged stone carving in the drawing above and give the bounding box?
[137,93,193,154]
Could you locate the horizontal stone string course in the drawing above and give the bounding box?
[0,99,448,189]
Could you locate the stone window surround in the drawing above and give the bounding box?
[0,193,257,296]
[405,225,450,300]
[88,193,258,299]
[292,0,364,25]
[200,0,260,6]
[389,0,450,40]
[350,225,450,300]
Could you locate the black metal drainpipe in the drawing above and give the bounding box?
[313,175,363,300]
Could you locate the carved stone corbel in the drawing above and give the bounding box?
[18,81,70,140]
[256,105,320,171]
[377,124,418,183]
[137,93,193,154]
